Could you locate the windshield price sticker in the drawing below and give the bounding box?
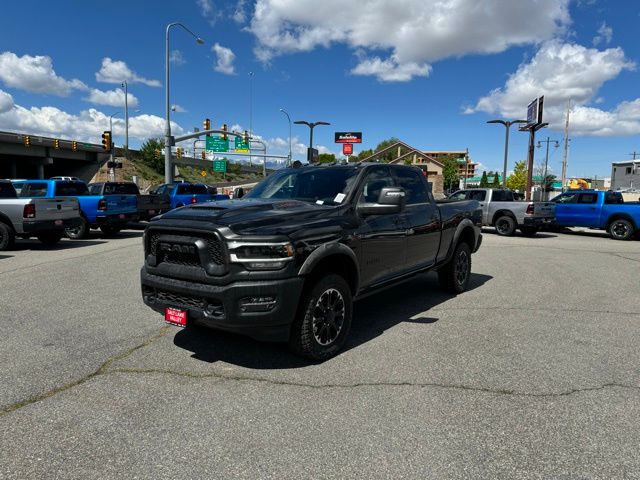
[333,193,346,203]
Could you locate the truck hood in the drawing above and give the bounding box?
[154,198,344,235]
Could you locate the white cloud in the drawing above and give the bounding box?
[351,56,431,82]
[169,49,186,66]
[233,0,248,23]
[249,0,570,81]
[592,22,613,46]
[212,43,236,75]
[0,52,87,96]
[85,88,139,108]
[469,40,639,136]
[0,89,14,113]
[171,104,187,112]
[95,58,161,87]
[0,102,183,143]
[197,0,220,25]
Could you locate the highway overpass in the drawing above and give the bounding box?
[0,130,109,181]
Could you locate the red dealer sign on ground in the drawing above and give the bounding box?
[342,143,353,155]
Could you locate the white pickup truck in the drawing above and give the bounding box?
[0,180,81,250]
[448,188,555,236]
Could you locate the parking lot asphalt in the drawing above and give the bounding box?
[1,227,639,479]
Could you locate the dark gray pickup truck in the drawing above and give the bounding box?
[140,163,483,359]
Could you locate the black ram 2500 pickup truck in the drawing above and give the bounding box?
[141,163,482,359]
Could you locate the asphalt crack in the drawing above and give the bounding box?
[104,367,640,398]
[0,326,170,416]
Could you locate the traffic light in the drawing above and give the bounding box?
[23,135,30,147]
[203,118,211,131]
[176,147,182,159]
[54,139,60,149]
[201,151,206,160]
[154,149,161,159]
[221,123,228,141]
[242,130,249,144]
[101,131,112,151]
[72,141,78,151]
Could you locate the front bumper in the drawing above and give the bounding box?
[523,217,555,227]
[140,269,304,342]
[23,216,82,233]
[94,212,138,226]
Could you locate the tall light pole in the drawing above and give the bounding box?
[487,119,527,187]
[121,80,129,159]
[279,108,292,166]
[248,72,254,167]
[165,22,204,184]
[294,120,331,163]
[537,137,559,198]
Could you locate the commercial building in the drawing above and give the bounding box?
[611,160,640,191]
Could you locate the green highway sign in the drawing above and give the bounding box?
[234,136,250,153]
[213,160,227,173]
[206,135,229,153]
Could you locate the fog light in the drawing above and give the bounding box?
[239,296,277,313]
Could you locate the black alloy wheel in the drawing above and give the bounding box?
[438,242,472,294]
[495,215,516,236]
[609,219,634,241]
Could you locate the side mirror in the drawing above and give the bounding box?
[357,187,405,216]
[233,187,245,199]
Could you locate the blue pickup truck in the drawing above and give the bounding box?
[551,190,640,240]
[150,183,229,210]
[12,179,138,238]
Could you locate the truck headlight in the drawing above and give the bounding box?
[228,242,294,270]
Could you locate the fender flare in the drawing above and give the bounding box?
[0,212,15,232]
[298,242,360,292]
[443,218,477,262]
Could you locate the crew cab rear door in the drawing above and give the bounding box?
[392,166,439,269]
[355,166,407,288]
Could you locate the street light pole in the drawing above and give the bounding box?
[279,108,292,166]
[537,137,559,199]
[294,120,331,163]
[109,112,120,182]
[165,22,204,185]
[248,72,254,167]
[121,80,129,159]
[487,119,527,187]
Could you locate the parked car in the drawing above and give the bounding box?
[447,188,555,236]
[551,190,640,240]
[150,183,227,210]
[0,180,81,250]
[11,179,137,238]
[140,163,483,360]
[88,182,170,221]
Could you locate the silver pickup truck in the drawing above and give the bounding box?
[448,188,555,236]
[0,180,81,250]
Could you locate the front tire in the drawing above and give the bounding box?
[65,217,89,239]
[494,215,516,236]
[438,242,472,294]
[36,231,63,247]
[609,219,634,241]
[0,222,15,251]
[289,274,353,361]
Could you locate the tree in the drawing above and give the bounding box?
[441,155,460,191]
[479,171,488,187]
[139,138,165,175]
[317,153,336,164]
[506,161,528,191]
[491,173,501,188]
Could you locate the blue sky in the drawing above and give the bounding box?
[1,0,639,178]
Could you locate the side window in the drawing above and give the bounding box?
[88,184,102,195]
[556,193,579,204]
[358,167,393,204]
[468,190,487,201]
[177,185,187,195]
[448,191,467,201]
[578,193,598,204]
[394,168,429,204]
[604,192,622,204]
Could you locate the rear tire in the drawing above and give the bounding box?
[494,215,516,236]
[438,242,472,294]
[608,219,634,241]
[65,217,89,239]
[100,225,121,237]
[289,274,353,361]
[0,222,15,251]
[520,226,538,237]
[36,231,63,247]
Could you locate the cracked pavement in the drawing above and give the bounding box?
[1,228,639,479]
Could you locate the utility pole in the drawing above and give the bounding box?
[561,100,571,192]
[249,71,254,167]
[628,151,639,160]
[122,80,129,159]
[487,119,527,188]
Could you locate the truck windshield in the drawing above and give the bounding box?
[245,167,360,205]
[104,183,139,194]
[176,184,208,195]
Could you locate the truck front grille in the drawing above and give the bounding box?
[147,230,227,275]
[143,286,225,320]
